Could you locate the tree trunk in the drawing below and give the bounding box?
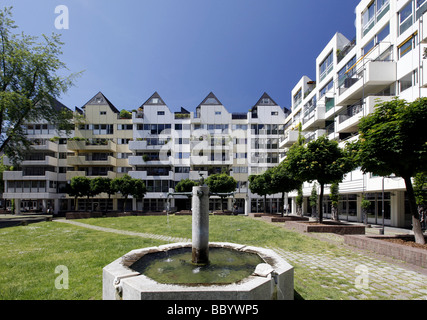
[403,176,425,245]
[281,192,285,217]
[318,183,324,224]
[264,195,267,214]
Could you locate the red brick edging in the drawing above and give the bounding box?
[344,234,427,268]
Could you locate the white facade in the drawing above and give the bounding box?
[282,0,427,227]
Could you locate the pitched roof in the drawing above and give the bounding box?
[254,92,279,107]
[140,92,166,108]
[83,91,119,113]
[197,92,223,107]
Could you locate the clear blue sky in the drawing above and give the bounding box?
[3,0,358,113]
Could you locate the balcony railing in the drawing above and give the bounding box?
[338,103,364,124]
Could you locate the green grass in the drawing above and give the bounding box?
[0,215,357,300]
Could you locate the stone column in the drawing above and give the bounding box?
[191,185,210,265]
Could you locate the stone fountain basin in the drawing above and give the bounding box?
[103,242,294,300]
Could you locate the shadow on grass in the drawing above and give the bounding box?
[294,290,305,300]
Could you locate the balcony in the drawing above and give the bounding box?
[301,105,326,131]
[21,156,58,167]
[336,59,396,107]
[3,170,59,181]
[304,129,326,144]
[66,171,116,181]
[67,155,117,167]
[279,130,299,148]
[67,140,117,152]
[31,140,59,152]
[128,155,173,166]
[422,60,427,88]
[421,10,427,43]
[336,96,394,133]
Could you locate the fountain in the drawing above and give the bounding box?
[103,183,294,300]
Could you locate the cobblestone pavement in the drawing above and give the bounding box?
[270,245,427,300]
[56,219,427,300]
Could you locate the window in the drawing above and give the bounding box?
[399,33,417,58]
[118,124,133,130]
[319,79,333,99]
[157,111,165,115]
[399,71,414,92]
[215,111,221,115]
[362,2,376,35]
[399,1,413,35]
[377,23,390,43]
[363,37,375,55]
[293,89,302,108]
[100,111,106,115]
[271,111,278,116]
[319,51,333,81]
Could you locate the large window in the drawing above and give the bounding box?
[400,1,413,35]
[362,2,376,35]
[398,33,417,58]
[319,52,333,82]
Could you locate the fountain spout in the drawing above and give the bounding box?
[191,185,210,265]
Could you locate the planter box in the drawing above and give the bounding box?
[344,234,427,268]
[175,210,192,216]
[66,212,91,220]
[262,215,309,223]
[212,210,234,216]
[285,221,365,235]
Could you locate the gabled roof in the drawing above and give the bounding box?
[140,92,166,107]
[82,91,119,113]
[197,92,223,107]
[254,92,279,107]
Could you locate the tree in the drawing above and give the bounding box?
[249,173,270,214]
[356,98,427,244]
[296,185,304,216]
[268,162,302,216]
[205,173,237,211]
[0,7,79,163]
[175,178,198,193]
[309,184,318,218]
[414,172,427,230]
[111,175,133,212]
[329,181,340,221]
[68,176,91,211]
[111,174,146,212]
[90,177,114,212]
[285,135,355,223]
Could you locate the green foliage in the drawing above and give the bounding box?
[0,7,81,163]
[175,178,198,193]
[119,109,132,119]
[414,172,427,207]
[205,173,237,194]
[268,161,302,195]
[248,173,269,197]
[285,135,355,222]
[90,177,113,197]
[357,97,427,178]
[357,97,427,244]
[361,196,371,210]
[111,174,146,211]
[329,181,340,207]
[309,184,317,208]
[296,185,303,207]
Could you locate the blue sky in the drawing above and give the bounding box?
[3,0,358,113]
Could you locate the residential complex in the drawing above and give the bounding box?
[283,0,427,228]
[2,0,426,228]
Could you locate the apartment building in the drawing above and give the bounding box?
[2,99,74,214]
[282,0,427,228]
[128,91,288,214]
[66,92,133,212]
[2,90,289,215]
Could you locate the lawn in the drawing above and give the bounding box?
[0,215,356,300]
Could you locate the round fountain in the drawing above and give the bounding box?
[102,185,294,300]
